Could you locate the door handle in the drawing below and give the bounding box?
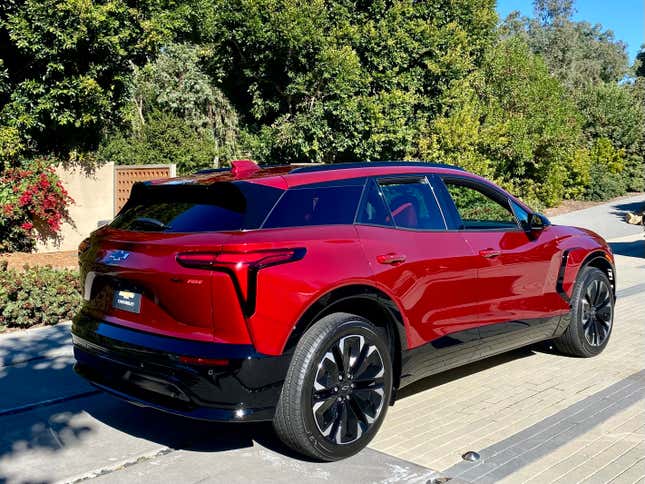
[479,248,502,258]
[377,253,407,265]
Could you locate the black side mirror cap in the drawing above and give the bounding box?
[529,213,550,231]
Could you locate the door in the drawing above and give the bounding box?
[434,176,566,351]
[356,177,481,351]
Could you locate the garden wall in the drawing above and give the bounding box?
[36,162,115,252]
[36,162,177,253]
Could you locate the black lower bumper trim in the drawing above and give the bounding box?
[72,317,291,422]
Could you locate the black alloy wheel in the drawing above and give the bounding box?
[580,278,613,347]
[311,334,386,445]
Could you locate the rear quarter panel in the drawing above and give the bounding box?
[235,226,377,355]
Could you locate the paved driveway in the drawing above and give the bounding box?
[1,195,643,484]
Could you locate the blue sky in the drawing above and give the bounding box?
[496,0,644,63]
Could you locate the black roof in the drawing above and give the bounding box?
[289,161,464,174]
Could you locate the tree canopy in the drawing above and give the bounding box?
[0,0,643,212]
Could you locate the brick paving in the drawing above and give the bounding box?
[369,235,645,483]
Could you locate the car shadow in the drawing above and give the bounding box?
[82,396,307,459]
[0,325,310,483]
[396,347,535,399]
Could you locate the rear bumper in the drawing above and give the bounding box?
[72,314,291,422]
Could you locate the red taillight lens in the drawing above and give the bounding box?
[176,248,305,308]
[176,248,305,270]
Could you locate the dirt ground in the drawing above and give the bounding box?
[0,250,78,271]
[543,192,645,217]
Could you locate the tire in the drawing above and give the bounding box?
[273,312,393,461]
[554,266,614,357]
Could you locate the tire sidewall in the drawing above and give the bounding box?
[298,318,393,461]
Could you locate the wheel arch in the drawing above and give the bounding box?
[582,250,616,296]
[558,248,616,303]
[283,284,408,391]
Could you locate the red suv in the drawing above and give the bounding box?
[73,161,615,461]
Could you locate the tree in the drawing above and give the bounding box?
[576,82,645,191]
[419,37,584,207]
[0,0,191,164]
[99,43,240,173]
[502,0,629,89]
[636,48,645,78]
[203,0,497,164]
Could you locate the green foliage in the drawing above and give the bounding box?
[585,138,626,201]
[636,48,645,78]
[99,109,221,174]
[420,37,583,207]
[498,0,643,202]
[502,0,629,89]
[576,82,645,192]
[0,0,188,163]
[0,264,81,330]
[99,43,239,172]
[207,0,497,164]
[1,0,642,209]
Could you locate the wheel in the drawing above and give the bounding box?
[554,266,614,357]
[273,312,393,461]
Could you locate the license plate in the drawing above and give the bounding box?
[112,290,142,313]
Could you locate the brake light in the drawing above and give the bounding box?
[231,159,260,178]
[176,248,305,271]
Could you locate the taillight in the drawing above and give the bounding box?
[176,248,306,315]
[176,248,305,271]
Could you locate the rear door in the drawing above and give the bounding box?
[356,176,481,355]
[433,176,566,351]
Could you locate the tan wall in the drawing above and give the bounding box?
[37,162,115,253]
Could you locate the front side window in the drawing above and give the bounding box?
[263,184,363,228]
[376,179,445,230]
[443,180,518,230]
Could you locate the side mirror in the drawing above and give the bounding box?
[529,213,546,231]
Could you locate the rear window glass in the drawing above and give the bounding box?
[111,182,282,232]
[378,180,445,230]
[263,185,363,228]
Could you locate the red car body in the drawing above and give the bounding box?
[72,161,615,422]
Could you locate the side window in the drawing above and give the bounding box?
[443,180,518,230]
[263,185,363,228]
[356,179,394,227]
[377,179,445,230]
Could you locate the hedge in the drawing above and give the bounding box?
[0,261,81,331]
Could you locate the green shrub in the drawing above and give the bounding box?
[584,138,627,201]
[0,263,81,330]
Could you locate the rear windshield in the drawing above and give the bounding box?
[111,182,283,232]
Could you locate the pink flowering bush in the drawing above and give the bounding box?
[0,159,74,252]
